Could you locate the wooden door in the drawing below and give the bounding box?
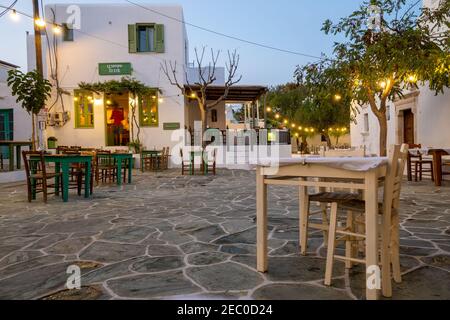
[403,109,414,145]
[0,109,14,158]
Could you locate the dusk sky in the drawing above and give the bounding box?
[0,0,363,85]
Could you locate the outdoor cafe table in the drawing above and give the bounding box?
[409,148,450,187]
[0,140,33,171]
[38,154,92,202]
[255,157,389,300]
[111,153,133,186]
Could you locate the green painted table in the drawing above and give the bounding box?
[0,141,33,171]
[37,154,93,202]
[111,153,133,186]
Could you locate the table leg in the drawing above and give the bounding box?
[365,170,380,300]
[256,166,268,272]
[8,144,14,171]
[55,162,61,196]
[117,159,122,186]
[62,163,70,202]
[128,157,132,183]
[85,161,91,198]
[406,155,412,181]
[299,179,309,256]
[16,146,21,170]
[432,152,443,187]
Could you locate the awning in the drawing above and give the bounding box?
[184,85,268,102]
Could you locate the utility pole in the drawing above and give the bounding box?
[32,0,44,76]
[32,0,44,150]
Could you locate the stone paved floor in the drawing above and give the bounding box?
[0,169,449,300]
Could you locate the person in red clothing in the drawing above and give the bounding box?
[110,104,124,145]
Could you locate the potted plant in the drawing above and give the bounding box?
[128,139,143,154]
[47,136,58,149]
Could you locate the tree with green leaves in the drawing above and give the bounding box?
[298,0,449,156]
[267,81,351,150]
[7,69,52,150]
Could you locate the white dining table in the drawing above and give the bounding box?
[255,156,389,300]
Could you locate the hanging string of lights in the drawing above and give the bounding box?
[265,106,348,138]
[1,5,187,105]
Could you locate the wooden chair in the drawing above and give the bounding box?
[95,151,116,184]
[301,148,366,250]
[161,147,171,170]
[204,148,217,175]
[407,144,434,182]
[0,153,3,171]
[180,148,191,175]
[22,151,62,203]
[323,144,409,298]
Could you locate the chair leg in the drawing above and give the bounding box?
[391,212,402,283]
[345,210,354,269]
[325,202,338,286]
[414,162,418,182]
[26,180,32,202]
[299,188,309,256]
[419,163,423,181]
[42,179,48,203]
[430,163,435,182]
[320,203,329,245]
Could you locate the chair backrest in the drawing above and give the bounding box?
[22,151,46,179]
[324,148,366,158]
[96,151,114,166]
[385,144,409,211]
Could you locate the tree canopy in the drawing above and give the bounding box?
[295,0,450,155]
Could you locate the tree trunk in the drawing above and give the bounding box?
[199,104,207,147]
[323,133,332,148]
[31,113,36,151]
[376,112,388,156]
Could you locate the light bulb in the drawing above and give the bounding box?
[35,18,46,28]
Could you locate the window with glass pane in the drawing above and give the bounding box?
[140,92,159,127]
[137,25,155,52]
[74,90,94,128]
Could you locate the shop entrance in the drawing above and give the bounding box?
[105,93,130,147]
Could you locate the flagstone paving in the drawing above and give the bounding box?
[0,170,449,300]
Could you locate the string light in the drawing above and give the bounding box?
[266,107,272,112]
[158,97,164,103]
[334,94,342,101]
[52,25,62,34]
[291,124,296,128]
[190,92,197,98]
[283,119,289,125]
[408,74,418,83]
[275,114,280,120]
[35,18,46,28]
[10,9,19,21]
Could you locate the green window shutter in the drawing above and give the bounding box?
[154,24,165,53]
[128,24,137,53]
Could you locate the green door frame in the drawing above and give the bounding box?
[0,109,14,158]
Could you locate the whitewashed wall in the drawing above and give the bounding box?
[0,64,32,143]
[28,4,188,151]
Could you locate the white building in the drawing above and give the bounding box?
[27,3,189,155]
[351,0,449,156]
[26,3,284,166]
[0,60,32,162]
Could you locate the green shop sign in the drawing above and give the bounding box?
[99,63,132,76]
[163,123,181,131]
